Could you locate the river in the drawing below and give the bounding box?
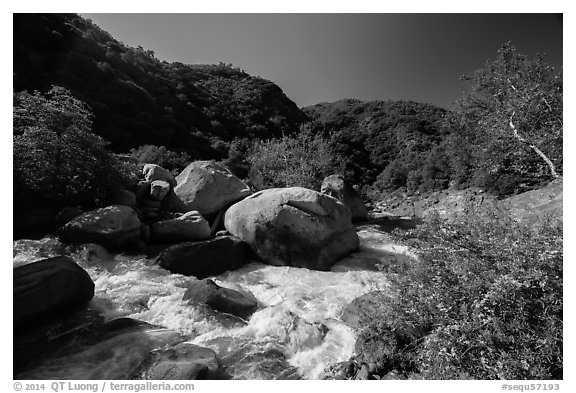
[13,221,418,380]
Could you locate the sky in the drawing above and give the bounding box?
[76,14,562,109]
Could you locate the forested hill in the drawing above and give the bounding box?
[13,13,308,157]
[303,99,451,195]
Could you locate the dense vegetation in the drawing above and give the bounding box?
[13,86,126,211]
[353,208,562,379]
[246,130,342,191]
[448,42,563,196]
[14,13,308,159]
[14,13,561,201]
[303,99,451,197]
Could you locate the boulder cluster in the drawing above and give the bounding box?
[55,160,367,273]
[15,160,370,378]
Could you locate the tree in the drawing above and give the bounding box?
[13,86,124,209]
[453,42,562,194]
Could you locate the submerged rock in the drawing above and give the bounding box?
[224,187,359,270]
[174,160,252,216]
[321,174,368,221]
[13,256,95,327]
[183,279,258,320]
[157,236,248,278]
[15,326,184,380]
[58,205,141,251]
[137,342,221,380]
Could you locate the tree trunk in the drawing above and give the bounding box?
[509,112,559,179]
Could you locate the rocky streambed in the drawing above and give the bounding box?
[13,220,417,380]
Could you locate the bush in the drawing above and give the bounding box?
[128,144,191,174]
[357,208,562,379]
[13,86,125,209]
[247,131,341,191]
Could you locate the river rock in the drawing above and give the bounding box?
[54,206,84,228]
[58,205,141,250]
[224,187,359,270]
[16,326,184,380]
[14,256,95,327]
[142,164,176,188]
[184,279,258,319]
[150,180,171,201]
[139,343,220,380]
[174,160,252,216]
[321,174,368,221]
[161,189,191,213]
[157,236,248,278]
[151,211,211,243]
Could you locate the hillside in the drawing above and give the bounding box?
[13,13,309,158]
[303,99,451,195]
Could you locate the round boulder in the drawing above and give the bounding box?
[157,236,248,278]
[321,174,368,221]
[58,205,141,251]
[150,211,211,243]
[184,279,258,320]
[14,256,95,327]
[174,161,252,216]
[224,187,359,270]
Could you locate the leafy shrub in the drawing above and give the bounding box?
[13,86,125,209]
[220,138,253,179]
[129,144,191,174]
[247,131,341,191]
[357,208,562,379]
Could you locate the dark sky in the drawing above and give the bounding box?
[82,13,563,109]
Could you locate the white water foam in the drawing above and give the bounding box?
[14,227,414,379]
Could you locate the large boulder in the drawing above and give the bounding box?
[59,205,141,250]
[321,174,368,221]
[224,187,359,270]
[174,161,252,216]
[183,279,258,320]
[150,211,211,243]
[14,256,95,327]
[157,236,248,278]
[142,164,176,188]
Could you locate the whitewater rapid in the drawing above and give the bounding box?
[13,225,416,380]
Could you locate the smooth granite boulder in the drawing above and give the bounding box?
[224,187,359,270]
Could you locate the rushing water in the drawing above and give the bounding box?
[13,224,417,380]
